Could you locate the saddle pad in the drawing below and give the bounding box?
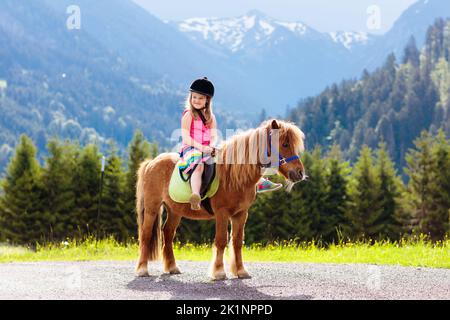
[169,162,219,203]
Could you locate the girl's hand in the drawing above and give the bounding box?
[202,146,214,154]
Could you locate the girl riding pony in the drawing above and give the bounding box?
[179,77,282,210]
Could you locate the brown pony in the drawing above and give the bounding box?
[135,119,306,280]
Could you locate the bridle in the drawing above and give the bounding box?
[261,129,300,168]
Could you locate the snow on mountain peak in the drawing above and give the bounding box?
[259,20,275,35]
[275,21,307,35]
[170,11,368,52]
[171,11,281,52]
[328,31,369,49]
[243,15,256,29]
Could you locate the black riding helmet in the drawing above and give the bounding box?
[190,77,214,98]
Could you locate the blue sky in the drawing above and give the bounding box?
[134,0,418,34]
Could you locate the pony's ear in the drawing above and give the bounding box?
[271,119,280,129]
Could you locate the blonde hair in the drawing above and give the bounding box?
[184,92,214,126]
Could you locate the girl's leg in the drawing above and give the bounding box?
[190,163,204,195]
[190,164,204,210]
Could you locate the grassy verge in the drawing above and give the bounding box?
[0,237,448,268]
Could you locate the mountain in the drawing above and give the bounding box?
[328,31,372,50]
[169,9,372,54]
[0,0,181,166]
[39,0,260,112]
[355,0,450,72]
[288,18,450,169]
[2,0,450,172]
[169,10,357,113]
[0,0,256,170]
[168,1,450,114]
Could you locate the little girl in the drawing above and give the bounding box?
[179,77,282,211]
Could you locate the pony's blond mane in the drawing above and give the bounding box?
[217,119,305,192]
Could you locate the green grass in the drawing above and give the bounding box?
[0,237,448,269]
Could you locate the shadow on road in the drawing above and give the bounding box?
[127,274,312,300]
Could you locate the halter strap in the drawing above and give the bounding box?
[262,129,300,168]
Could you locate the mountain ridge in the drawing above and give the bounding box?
[166,1,450,113]
[168,9,374,53]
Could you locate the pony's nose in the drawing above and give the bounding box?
[288,169,302,182]
[297,169,303,179]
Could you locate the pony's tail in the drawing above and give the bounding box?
[136,159,161,261]
[136,160,147,235]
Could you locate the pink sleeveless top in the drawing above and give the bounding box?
[182,109,211,147]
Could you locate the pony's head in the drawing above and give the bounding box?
[217,119,306,192]
[261,119,306,183]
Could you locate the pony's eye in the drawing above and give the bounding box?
[282,142,289,148]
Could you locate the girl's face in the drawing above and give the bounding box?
[191,92,208,110]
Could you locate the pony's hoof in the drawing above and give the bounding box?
[136,266,149,277]
[210,271,227,281]
[165,266,182,274]
[237,270,251,279]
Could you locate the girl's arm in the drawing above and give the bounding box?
[181,111,207,151]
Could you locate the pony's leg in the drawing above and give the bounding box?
[162,211,182,274]
[229,211,251,279]
[136,205,161,277]
[209,213,229,280]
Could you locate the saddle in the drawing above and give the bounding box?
[168,161,219,215]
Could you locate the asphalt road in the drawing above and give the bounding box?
[0,261,448,300]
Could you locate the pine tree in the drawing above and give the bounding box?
[425,18,445,66]
[428,130,450,239]
[41,139,77,241]
[289,19,450,170]
[311,147,329,237]
[247,187,297,244]
[70,144,101,238]
[0,135,45,244]
[323,145,351,243]
[346,146,383,240]
[403,131,437,239]
[381,54,397,101]
[430,56,450,116]
[100,142,126,240]
[123,130,152,239]
[374,142,403,240]
[290,148,327,242]
[444,21,450,61]
[246,151,320,244]
[389,64,409,113]
[402,36,420,67]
